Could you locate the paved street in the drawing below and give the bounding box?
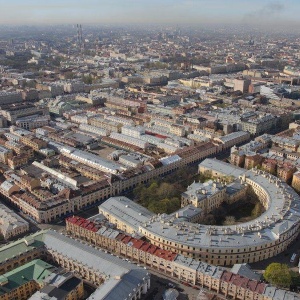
[142,266,226,300]
[250,232,300,273]
[143,271,199,300]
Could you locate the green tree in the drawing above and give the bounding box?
[198,171,212,183]
[22,80,36,89]
[251,202,264,218]
[141,181,158,206]
[147,197,181,214]
[201,214,216,225]
[64,71,74,79]
[291,271,300,287]
[157,182,176,199]
[82,74,93,84]
[144,61,169,70]
[167,197,181,214]
[223,216,236,225]
[147,181,159,196]
[134,180,181,215]
[148,199,167,214]
[139,187,152,206]
[133,184,144,199]
[264,263,292,288]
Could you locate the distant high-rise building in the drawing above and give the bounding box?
[76,24,84,52]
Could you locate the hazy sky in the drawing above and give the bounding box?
[0,0,298,25]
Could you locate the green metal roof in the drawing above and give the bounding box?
[0,259,55,295]
[0,230,48,263]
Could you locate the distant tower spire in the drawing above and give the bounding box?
[80,24,84,52]
[77,24,80,47]
[76,24,84,52]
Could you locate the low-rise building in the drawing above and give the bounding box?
[7,154,29,169]
[244,153,263,169]
[0,259,56,300]
[0,103,49,125]
[16,115,49,130]
[181,180,226,213]
[121,125,145,138]
[0,146,13,164]
[89,117,122,133]
[292,171,300,193]
[214,131,250,151]
[29,272,84,300]
[241,114,277,136]
[20,135,47,151]
[99,196,155,234]
[0,230,151,300]
[110,132,149,150]
[277,162,296,183]
[66,215,300,300]
[0,203,29,239]
[5,140,34,158]
[170,124,185,137]
[262,159,277,175]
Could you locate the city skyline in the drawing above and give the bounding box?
[0,0,300,298]
[0,0,299,26]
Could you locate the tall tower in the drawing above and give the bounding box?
[80,25,83,48]
[77,24,80,47]
[76,24,84,52]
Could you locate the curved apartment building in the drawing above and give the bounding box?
[99,159,300,266]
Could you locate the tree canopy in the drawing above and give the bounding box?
[82,74,93,84]
[223,216,236,225]
[133,180,182,214]
[264,263,292,288]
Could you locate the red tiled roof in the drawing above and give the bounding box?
[115,233,127,241]
[131,239,144,249]
[154,248,177,261]
[140,243,151,252]
[145,244,159,254]
[67,216,86,226]
[66,216,99,232]
[121,236,133,244]
[220,271,266,294]
[67,216,178,261]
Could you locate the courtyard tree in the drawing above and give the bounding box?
[223,216,236,225]
[264,263,292,288]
